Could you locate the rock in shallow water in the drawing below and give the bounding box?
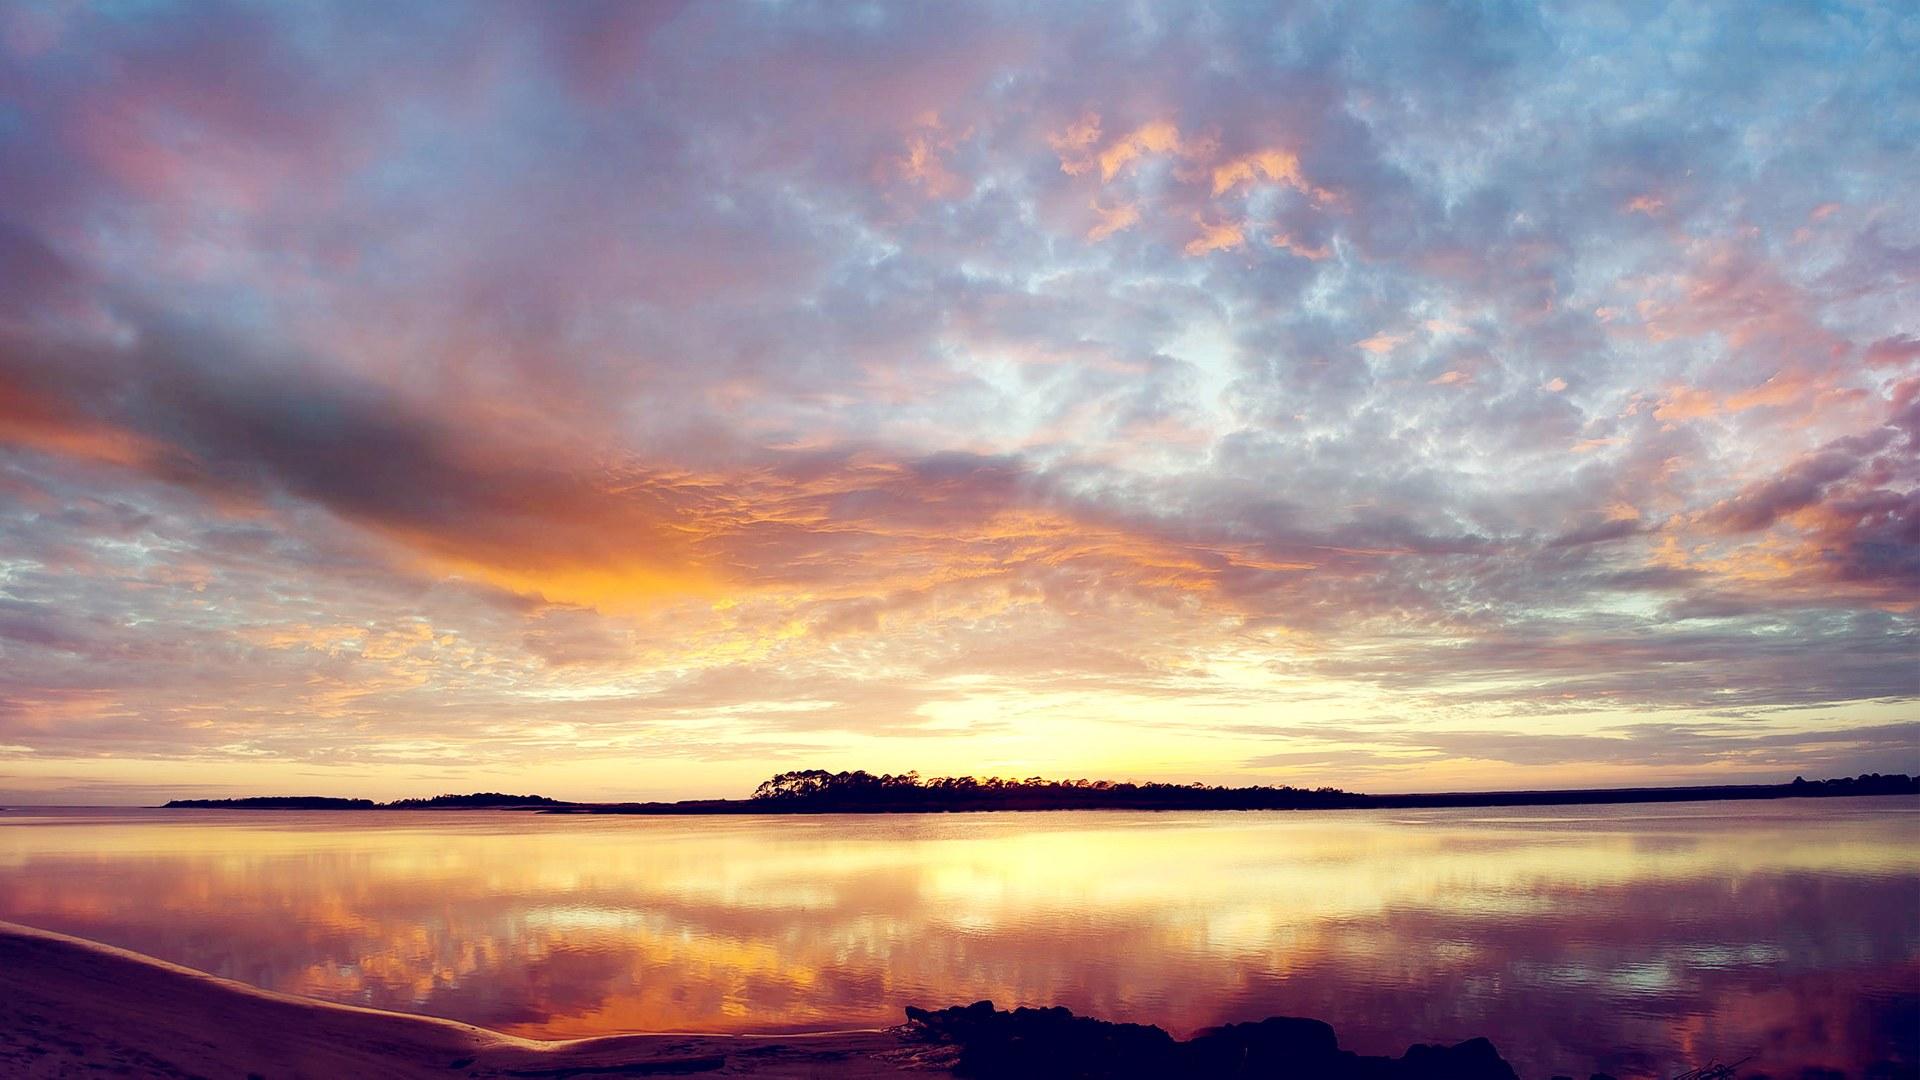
[903,1001,1520,1080]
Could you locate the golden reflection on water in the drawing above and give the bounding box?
[0,800,1914,1079]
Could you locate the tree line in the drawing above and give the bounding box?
[749,769,1365,810]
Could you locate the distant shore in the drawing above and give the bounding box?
[161,772,1920,814]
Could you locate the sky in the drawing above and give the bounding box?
[0,1,1915,804]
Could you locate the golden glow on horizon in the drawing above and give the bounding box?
[4,696,1913,806]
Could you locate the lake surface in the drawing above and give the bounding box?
[0,799,1914,1078]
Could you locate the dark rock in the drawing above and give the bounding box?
[903,1001,1176,1078]
[1185,1016,1342,1074]
[1397,1038,1519,1080]
[903,1001,1521,1079]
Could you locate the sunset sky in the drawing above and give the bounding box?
[1,1,1915,804]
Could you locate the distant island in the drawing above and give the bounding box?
[163,792,566,811]
[164,771,1919,813]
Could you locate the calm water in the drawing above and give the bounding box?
[0,799,1914,1078]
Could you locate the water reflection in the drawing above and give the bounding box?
[0,800,1914,1078]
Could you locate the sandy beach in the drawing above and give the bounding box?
[0,921,937,1078]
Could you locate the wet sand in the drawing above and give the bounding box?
[0,921,941,1078]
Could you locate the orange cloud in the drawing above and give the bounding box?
[1652,385,1719,422]
[1652,371,1849,426]
[0,373,167,469]
[1212,148,1334,203]
[1270,232,1331,260]
[1183,216,1245,256]
[1086,199,1140,242]
[1096,119,1189,180]
[893,113,969,199]
[1047,112,1103,175]
[1049,115,1217,182]
[1723,372,1816,413]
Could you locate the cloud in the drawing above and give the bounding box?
[1269,232,1332,260]
[1086,199,1141,242]
[1210,148,1335,206]
[889,113,971,200]
[1697,441,1879,534]
[1046,112,1103,176]
[1864,335,1920,368]
[1353,333,1405,355]
[1093,120,1192,181]
[1183,216,1245,257]
[0,0,1910,797]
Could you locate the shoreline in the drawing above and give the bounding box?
[0,921,1539,1080]
[0,920,923,1078]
